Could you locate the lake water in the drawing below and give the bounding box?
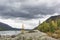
[0,31,21,36]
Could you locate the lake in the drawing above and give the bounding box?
[0,31,20,36]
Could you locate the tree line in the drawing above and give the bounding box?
[38,19,60,33]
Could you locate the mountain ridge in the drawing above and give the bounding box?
[0,22,32,31]
[34,15,60,38]
[0,22,20,31]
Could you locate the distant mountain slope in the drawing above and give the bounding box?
[0,22,20,31]
[0,22,32,31]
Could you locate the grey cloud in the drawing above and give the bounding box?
[0,0,60,20]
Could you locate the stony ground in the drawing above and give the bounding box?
[0,31,59,40]
[12,31,58,40]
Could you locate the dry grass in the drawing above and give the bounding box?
[46,30,60,39]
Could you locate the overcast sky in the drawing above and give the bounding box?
[0,0,60,29]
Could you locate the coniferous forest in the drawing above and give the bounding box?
[37,17,60,39]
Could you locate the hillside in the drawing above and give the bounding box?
[46,15,60,22]
[35,15,60,39]
[0,22,20,31]
[0,22,32,31]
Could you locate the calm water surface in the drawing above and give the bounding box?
[0,31,20,35]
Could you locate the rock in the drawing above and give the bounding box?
[0,30,58,40]
[14,31,58,40]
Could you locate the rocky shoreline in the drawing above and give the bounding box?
[0,30,59,40]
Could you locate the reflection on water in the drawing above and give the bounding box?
[0,31,20,35]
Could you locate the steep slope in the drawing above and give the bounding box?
[46,15,60,22]
[34,15,60,39]
[35,15,60,29]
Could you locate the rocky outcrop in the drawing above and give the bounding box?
[0,30,59,40]
[12,30,58,40]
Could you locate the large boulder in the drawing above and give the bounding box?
[13,30,58,40]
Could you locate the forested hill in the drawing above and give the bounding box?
[46,15,60,22]
[35,15,60,39]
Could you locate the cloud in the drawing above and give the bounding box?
[0,0,60,29]
[0,0,60,20]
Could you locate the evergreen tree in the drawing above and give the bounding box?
[38,22,49,32]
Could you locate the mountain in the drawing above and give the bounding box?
[0,22,20,31]
[46,15,60,22]
[34,15,60,38]
[0,22,32,31]
[34,15,60,29]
